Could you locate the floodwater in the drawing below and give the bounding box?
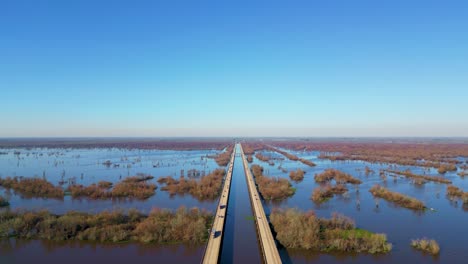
[220,144,262,263]
[2,144,468,263]
[0,239,204,264]
[0,148,221,213]
[254,148,468,264]
[0,147,222,263]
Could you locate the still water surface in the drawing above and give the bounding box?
[255,148,468,264]
[1,146,468,263]
[0,147,221,263]
[220,144,262,263]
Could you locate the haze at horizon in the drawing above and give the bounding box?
[2,0,468,137]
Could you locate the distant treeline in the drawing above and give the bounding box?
[241,142,265,155]
[266,140,468,171]
[241,142,316,167]
[0,138,231,150]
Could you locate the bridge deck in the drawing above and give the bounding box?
[240,144,282,264]
[201,147,236,264]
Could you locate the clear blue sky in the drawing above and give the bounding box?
[1,0,467,137]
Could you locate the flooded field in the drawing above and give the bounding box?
[0,239,204,264]
[3,0,467,262]
[252,146,468,263]
[0,146,224,263]
[0,147,222,213]
[1,140,467,263]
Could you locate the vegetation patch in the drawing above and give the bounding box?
[0,207,212,244]
[369,185,425,210]
[311,184,347,203]
[211,145,234,166]
[266,141,467,171]
[0,177,64,199]
[267,146,316,167]
[67,181,114,199]
[299,159,317,167]
[255,153,275,166]
[314,169,362,185]
[385,169,451,184]
[289,169,305,182]
[437,163,457,174]
[411,238,440,255]
[365,166,375,176]
[68,175,157,200]
[251,165,295,200]
[270,208,392,254]
[157,169,226,201]
[446,185,468,204]
[241,142,265,155]
[291,141,466,169]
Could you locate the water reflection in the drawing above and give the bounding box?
[0,148,223,214]
[252,148,468,263]
[0,239,204,263]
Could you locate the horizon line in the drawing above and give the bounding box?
[1,136,468,139]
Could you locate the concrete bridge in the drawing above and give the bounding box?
[202,143,282,264]
[239,143,282,264]
[201,146,236,264]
